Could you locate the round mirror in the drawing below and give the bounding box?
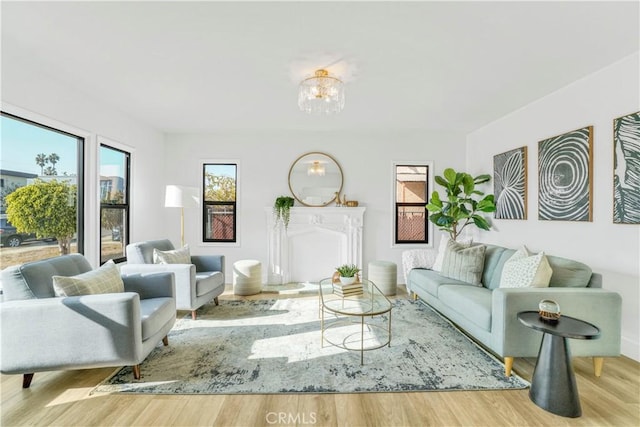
[288,152,343,207]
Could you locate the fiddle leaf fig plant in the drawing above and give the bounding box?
[273,196,295,230]
[426,168,496,241]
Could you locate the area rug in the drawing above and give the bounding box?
[93,297,528,394]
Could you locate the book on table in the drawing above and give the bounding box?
[333,281,363,297]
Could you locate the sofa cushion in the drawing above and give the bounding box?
[139,297,175,341]
[500,246,552,288]
[441,241,486,286]
[52,260,125,297]
[126,239,175,264]
[195,271,225,297]
[432,236,472,272]
[408,268,469,298]
[481,245,516,290]
[153,245,191,264]
[547,256,592,288]
[438,284,493,331]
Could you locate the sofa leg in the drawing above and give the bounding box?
[504,356,514,377]
[162,335,169,346]
[214,297,219,306]
[132,365,141,380]
[593,357,604,377]
[412,293,418,301]
[22,373,34,388]
[191,310,197,320]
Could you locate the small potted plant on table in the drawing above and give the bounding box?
[335,264,360,285]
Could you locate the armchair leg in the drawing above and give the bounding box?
[191,310,197,320]
[162,335,169,346]
[504,356,514,377]
[593,357,604,377]
[22,373,34,388]
[132,365,141,380]
[214,297,219,306]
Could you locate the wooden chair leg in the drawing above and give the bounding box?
[132,365,141,380]
[22,373,34,388]
[162,335,169,346]
[191,310,197,320]
[214,297,219,306]
[593,357,604,377]
[504,356,514,377]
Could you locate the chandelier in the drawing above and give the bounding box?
[307,161,326,176]
[298,69,345,114]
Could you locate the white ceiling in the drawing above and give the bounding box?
[2,1,638,134]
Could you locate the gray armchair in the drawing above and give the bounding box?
[121,239,225,319]
[0,254,176,388]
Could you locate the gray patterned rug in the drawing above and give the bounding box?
[93,297,528,394]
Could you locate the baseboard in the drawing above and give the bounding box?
[621,335,640,362]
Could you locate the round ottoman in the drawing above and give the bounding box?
[368,260,397,296]
[233,260,262,296]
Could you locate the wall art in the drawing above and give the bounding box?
[613,111,640,224]
[493,146,527,219]
[538,126,593,221]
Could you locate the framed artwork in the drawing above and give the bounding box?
[493,146,527,219]
[538,126,593,221]
[613,111,640,224]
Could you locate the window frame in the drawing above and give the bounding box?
[202,161,239,245]
[98,142,131,264]
[392,161,434,248]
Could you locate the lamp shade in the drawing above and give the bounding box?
[164,185,200,208]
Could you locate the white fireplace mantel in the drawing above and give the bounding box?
[265,207,366,284]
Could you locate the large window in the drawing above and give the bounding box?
[100,144,130,264]
[203,163,237,243]
[395,163,430,244]
[0,112,84,268]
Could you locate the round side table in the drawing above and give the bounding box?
[233,260,262,296]
[517,311,600,418]
[368,260,397,296]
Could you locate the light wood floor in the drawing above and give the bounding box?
[2,286,639,427]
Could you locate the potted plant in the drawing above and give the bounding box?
[426,168,497,241]
[273,196,295,230]
[335,264,361,285]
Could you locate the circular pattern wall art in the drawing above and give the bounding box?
[538,126,593,221]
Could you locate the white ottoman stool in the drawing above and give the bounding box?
[368,260,397,296]
[233,260,262,296]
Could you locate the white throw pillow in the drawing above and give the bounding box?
[53,260,124,297]
[153,244,191,264]
[432,235,472,272]
[499,246,553,288]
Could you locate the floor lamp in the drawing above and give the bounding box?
[165,185,200,247]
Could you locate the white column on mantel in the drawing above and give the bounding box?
[265,207,366,284]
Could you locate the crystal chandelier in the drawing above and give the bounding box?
[307,161,326,176]
[298,69,345,114]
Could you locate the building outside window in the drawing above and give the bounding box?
[0,112,84,268]
[394,163,431,244]
[99,144,130,264]
[203,163,237,243]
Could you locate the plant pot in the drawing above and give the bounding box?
[339,276,356,285]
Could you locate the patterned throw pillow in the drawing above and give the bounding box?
[440,240,486,286]
[500,246,553,288]
[153,244,191,264]
[53,260,124,297]
[432,236,473,272]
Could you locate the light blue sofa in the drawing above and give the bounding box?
[407,244,622,377]
[0,254,176,388]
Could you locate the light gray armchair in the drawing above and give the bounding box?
[0,254,176,388]
[121,239,225,319]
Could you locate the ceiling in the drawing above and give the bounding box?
[2,1,638,134]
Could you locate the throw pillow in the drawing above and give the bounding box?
[440,240,486,286]
[53,260,124,297]
[432,236,472,272]
[500,246,553,288]
[153,244,191,264]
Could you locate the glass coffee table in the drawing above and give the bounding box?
[318,277,392,365]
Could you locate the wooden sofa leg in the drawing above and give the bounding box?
[22,373,34,388]
[504,357,514,377]
[132,365,141,380]
[191,310,197,320]
[593,357,604,377]
[162,336,169,346]
[412,293,418,301]
[214,297,219,306]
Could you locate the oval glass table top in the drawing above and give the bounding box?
[288,152,343,207]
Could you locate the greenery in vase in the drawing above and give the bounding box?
[425,168,497,241]
[273,196,295,229]
[335,264,360,278]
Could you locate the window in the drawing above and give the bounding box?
[394,163,431,244]
[0,112,84,268]
[203,163,237,242]
[99,144,130,264]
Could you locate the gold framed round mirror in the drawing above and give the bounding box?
[288,152,343,207]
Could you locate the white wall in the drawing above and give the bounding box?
[1,51,166,266]
[164,130,466,282]
[466,52,640,361]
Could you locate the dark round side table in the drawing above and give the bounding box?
[517,311,600,418]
